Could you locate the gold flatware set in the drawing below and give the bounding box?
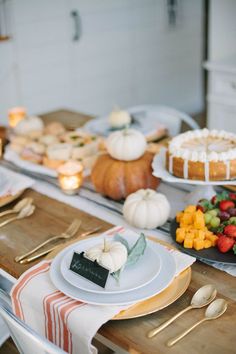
[147,284,228,346]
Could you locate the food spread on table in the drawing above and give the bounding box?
[8,115,104,170]
[166,128,236,181]
[176,191,236,255]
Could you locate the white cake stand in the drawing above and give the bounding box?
[152,149,236,205]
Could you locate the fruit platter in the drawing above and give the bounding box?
[170,191,236,264]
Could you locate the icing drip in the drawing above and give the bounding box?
[205,161,209,181]
[183,159,188,179]
[225,160,230,180]
[169,155,173,174]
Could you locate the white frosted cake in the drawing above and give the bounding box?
[166,128,236,181]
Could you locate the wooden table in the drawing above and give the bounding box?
[0,110,236,354]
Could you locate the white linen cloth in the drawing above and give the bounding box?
[0,166,34,197]
[11,226,195,354]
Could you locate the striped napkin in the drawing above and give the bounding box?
[11,227,195,354]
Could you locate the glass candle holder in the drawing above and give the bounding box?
[58,161,84,195]
[8,107,26,128]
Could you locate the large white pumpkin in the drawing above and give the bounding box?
[85,240,127,273]
[106,129,147,161]
[123,189,170,229]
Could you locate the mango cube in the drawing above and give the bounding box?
[184,205,196,213]
[206,234,218,246]
[176,228,185,243]
[193,210,205,229]
[182,213,193,225]
[176,212,184,223]
[204,240,212,248]
[193,238,205,250]
[196,230,205,240]
[184,238,193,248]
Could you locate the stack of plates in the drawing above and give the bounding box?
[50,231,177,306]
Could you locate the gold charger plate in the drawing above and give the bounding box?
[0,190,24,208]
[46,235,191,320]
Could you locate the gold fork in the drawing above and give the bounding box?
[15,219,82,263]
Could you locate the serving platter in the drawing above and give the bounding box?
[50,239,176,306]
[170,219,236,265]
[60,234,162,294]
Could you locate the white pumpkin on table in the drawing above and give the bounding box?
[108,109,131,129]
[123,189,170,229]
[85,240,128,273]
[106,128,147,161]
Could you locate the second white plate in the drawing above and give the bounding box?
[60,234,162,294]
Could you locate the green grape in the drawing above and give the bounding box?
[210,216,221,228]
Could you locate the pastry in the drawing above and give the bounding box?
[108,109,131,129]
[9,136,31,154]
[166,128,236,181]
[72,140,99,160]
[20,142,45,164]
[44,122,66,136]
[14,116,44,136]
[39,134,59,146]
[43,143,72,169]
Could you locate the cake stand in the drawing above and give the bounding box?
[152,149,236,205]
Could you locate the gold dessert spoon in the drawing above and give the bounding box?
[0,197,33,218]
[167,298,227,347]
[0,204,35,228]
[147,284,217,338]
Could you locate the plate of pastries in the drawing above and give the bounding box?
[6,116,104,177]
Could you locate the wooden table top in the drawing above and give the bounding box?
[0,109,236,354]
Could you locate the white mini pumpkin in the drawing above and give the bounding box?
[85,240,127,273]
[106,129,147,161]
[123,189,170,229]
[108,109,131,128]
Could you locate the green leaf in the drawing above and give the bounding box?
[126,233,147,267]
[114,234,130,253]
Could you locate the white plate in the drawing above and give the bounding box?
[50,241,176,306]
[83,105,167,137]
[60,234,162,294]
[152,149,236,186]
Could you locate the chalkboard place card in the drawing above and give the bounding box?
[69,252,110,288]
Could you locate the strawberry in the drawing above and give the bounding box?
[217,235,235,253]
[196,205,204,212]
[219,200,235,211]
[229,192,236,201]
[224,224,236,238]
[211,195,217,205]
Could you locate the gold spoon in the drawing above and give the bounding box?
[167,298,228,347]
[0,198,33,218]
[147,284,217,338]
[0,204,35,228]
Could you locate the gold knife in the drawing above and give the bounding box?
[19,226,102,264]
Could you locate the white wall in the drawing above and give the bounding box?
[0,0,204,124]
